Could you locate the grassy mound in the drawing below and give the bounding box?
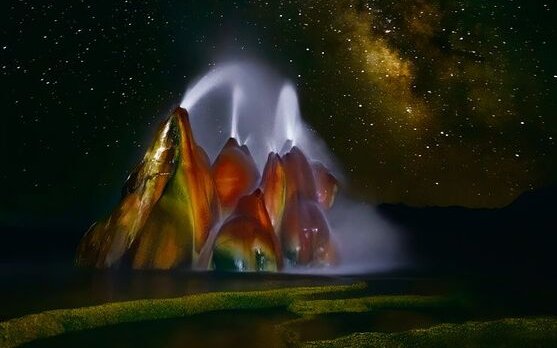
[302,317,557,348]
[3,282,554,347]
[288,295,451,315]
[0,283,365,348]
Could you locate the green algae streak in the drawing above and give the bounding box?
[2,282,555,348]
[302,317,557,348]
[0,283,365,348]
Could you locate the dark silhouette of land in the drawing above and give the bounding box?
[377,186,556,276]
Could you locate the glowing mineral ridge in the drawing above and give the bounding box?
[179,61,403,274]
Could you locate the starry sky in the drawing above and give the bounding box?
[1,0,556,230]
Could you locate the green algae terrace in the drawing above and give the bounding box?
[1,283,556,348]
[302,318,557,348]
[3,283,363,347]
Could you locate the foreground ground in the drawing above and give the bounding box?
[1,280,556,348]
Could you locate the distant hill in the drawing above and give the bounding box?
[377,186,557,276]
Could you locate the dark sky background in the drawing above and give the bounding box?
[1,0,556,232]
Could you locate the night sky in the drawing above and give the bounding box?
[2,0,556,231]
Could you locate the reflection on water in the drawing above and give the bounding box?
[22,308,472,348]
[24,309,297,348]
[0,263,451,321]
[0,263,353,320]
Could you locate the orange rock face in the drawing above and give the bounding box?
[77,107,220,270]
[131,107,220,269]
[212,138,260,213]
[260,152,287,232]
[282,146,317,202]
[280,194,337,267]
[76,111,177,268]
[312,162,339,210]
[279,147,337,266]
[259,148,338,267]
[175,108,220,252]
[212,189,282,271]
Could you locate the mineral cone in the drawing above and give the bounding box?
[280,193,336,267]
[76,112,177,268]
[212,189,282,271]
[132,107,219,269]
[212,138,260,213]
[260,152,287,232]
[282,146,317,202]
[76,107,219,269]
[312,162,339,209]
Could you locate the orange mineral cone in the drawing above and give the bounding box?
[260,152,287,232]
[312,162,339,210]
[76,112,177,268]
[282,146,317,202]
[131,107,220,269]
[280,193,336,267]
[212,189,282,271]
[212,138,260,212]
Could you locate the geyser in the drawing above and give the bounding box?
[77,61,402,273]
[274,83,301,148]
